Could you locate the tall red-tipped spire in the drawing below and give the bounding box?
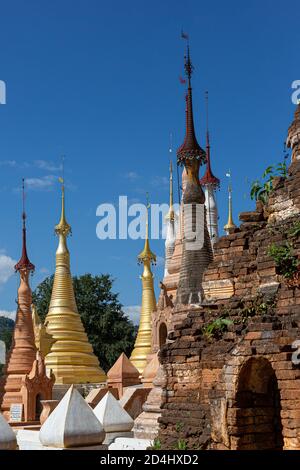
[14,179,35,273]
[200,92,220,188]
[177,42,205,164]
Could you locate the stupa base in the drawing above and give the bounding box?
[16,430,108,450]
[52,382,107,400]
[45,364,107,387]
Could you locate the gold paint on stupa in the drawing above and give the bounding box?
[130,198,157,374]
[224,180,236,235]
[44,179,106,384]
[32,304,53,358]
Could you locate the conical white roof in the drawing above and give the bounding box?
[39,385,105,448]
[0,413,17,450]
[94,391,134,433]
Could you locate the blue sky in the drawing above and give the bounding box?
[0,0,299,323]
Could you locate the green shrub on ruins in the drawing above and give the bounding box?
[250,161,288,204]
[268,242,299,279]
[202,317,233,339]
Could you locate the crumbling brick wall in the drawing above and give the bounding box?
[158,161,300,450]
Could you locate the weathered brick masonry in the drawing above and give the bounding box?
[158,160,300,450]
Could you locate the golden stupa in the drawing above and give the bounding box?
[224,179,237,235]
[130,199,156,374]
[32,304,53,358]
[44,179,106,384]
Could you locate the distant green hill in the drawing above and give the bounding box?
[0,316,14,329]
[0,316,14,377]
[0,316,14,350]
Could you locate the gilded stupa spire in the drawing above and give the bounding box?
[130,196,157,374]
[224,172,236,235]
[165,161,175,221]
[137,195,156,265]
[55,178,71,238]
[44,169,106,384]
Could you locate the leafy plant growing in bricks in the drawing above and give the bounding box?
[149,438,162,450]
[268,242,299,279]
[239,303,256,321]
[289,220,300,239]
[229,295,277,328]
[202,317,233,339]
[175,421,184,432]
[175,439,187,450]
[250,161,288,204]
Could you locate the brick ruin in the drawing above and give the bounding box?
[157,154,300,450]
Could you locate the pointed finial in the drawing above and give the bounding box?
[170,160,173,199]
[137,194,156,265]
[224,170,236,234]
[169,132,173,155]
[168,133,174,211]
[165,155,175,222]
[226,170,232,189]
[146,191,150,209]
[200,92,220,188]
[184,45,193,86]
[62,154,65,181]
[205,90,209,145]
[205,91,210,159]
[145,191,151,241]
[22,178,26,228]
[181,31,192,86]
[55,156,71,237]
[14,178,35,273]
[177,35,205,164]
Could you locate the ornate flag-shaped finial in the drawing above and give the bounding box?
[55,156,71,238]
[14,178,35,273]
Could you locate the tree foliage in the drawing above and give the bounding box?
[268,242,299,279]
[32,274,137,372]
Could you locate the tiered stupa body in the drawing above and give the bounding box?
[162,97,189,300]
[44,183,106,384]
[163,167,187,300]
[203,186,219,245]
[176,46,213,305]
[130,202,157,374]
[151,168,187,354]
[0,198,37,419]
[287,103,300,162]
[164,161,177,277]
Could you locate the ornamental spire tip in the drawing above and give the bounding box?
[14,178,35,273]
[137,194,156,264]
